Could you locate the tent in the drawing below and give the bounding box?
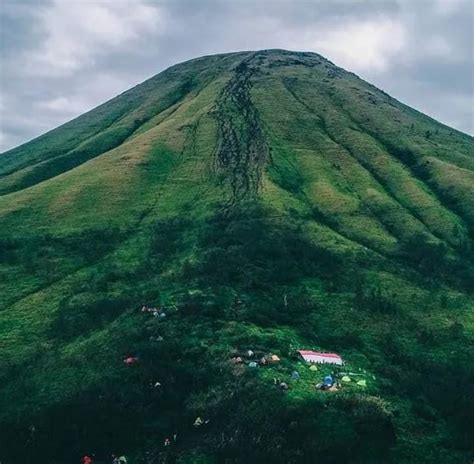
[356,379,367,387]
[341,375,351,382]
[266,354,281,364]
[309,365,318,371]
[291,370,300,380]
[298,350,343,365]
[324,375,334,386]
[248,362,258,368]
[124,356,139,365]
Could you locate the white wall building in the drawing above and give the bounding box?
[298,350,343,365]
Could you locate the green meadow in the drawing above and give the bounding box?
[0,50,472,464]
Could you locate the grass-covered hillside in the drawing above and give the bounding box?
[0,49,473,464]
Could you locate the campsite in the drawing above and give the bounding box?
[235,348,373,400]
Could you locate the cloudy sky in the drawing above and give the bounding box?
[1,0,473,152]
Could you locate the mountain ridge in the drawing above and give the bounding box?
[2,49,471,191]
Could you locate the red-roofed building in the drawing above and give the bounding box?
[298,350,343,365]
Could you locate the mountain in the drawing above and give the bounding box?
[0,49,473,464]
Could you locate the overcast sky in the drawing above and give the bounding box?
[1,0,473,152]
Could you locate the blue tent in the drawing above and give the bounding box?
[324,375,334,386]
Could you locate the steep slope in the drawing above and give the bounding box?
[0,50,473,464]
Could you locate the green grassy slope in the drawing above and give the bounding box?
[0,49,473,464]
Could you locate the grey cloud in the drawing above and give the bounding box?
[0,1,49,58]
[0,0,472,152]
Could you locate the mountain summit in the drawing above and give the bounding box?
[1,50,473,464]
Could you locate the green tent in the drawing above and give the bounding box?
[341,375,351,382]
[309,365,318,371]
[356,379,367,387]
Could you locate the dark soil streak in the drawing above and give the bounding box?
[210,57,270,210]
